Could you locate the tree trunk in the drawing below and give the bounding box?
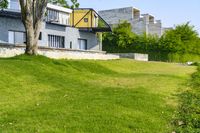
[25,24,35,55]
[24,21,42,55]
[19,0,47,55]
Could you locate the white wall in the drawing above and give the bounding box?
[0,44,119,60]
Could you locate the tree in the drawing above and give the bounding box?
[19,0,48,55]
[48,0,79,9]
[70,0,79,9]
[0,0,8,10]
[160,22,199,54]
[48,0,69,7]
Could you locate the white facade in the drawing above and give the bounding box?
[7,0,20,10]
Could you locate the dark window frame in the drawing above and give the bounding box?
[70,41,72,49]
[48,34,65,48]
[84,18,88,22]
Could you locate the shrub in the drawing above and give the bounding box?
[174,64,200,133]
[103,22,200,62]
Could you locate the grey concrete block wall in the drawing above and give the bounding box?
[98,7,134,24]
[148,22,162,37]
[0,16,100,51]
[99,7,163,37]
[131,19,147,35]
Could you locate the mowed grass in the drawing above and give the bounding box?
[0,55,196,133]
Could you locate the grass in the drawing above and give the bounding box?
[0,55,196,133]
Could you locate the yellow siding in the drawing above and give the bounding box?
[71,10,98,28]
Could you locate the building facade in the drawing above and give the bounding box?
[99,7,166,37]
[0,1,111,51]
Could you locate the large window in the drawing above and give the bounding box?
[48,35,65,48]
[8,31,26,44]
[78,39,87,50]
[47,9,59,22]
[47,9,70,25]
[8,31,42,44]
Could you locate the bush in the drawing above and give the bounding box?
[103,22,200,62]
[174,64,200,133]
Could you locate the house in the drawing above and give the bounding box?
[0,0,111,51]
[98,7,169,37]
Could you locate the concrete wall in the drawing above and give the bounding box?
[0,44,119,60]
[113,53,148,61]
[98,7,133,24]
[0,16,100,51]
[99,7,163,37]
[148,20,162,37]
[131,19,147,35]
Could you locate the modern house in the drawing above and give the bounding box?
[0,0,111,51]
[99,7,169,37]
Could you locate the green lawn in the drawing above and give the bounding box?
[0,55,196,133]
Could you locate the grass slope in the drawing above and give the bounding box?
[0,55,195,133]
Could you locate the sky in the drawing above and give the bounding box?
[76,0,200,34]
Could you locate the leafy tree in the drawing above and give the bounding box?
[48,0,79,9]
[18,0,48,55]
[48,0,69,7]
[0,0,8,9]
[103,21,200,62]
[111,21,136,48]
[70,0,79,9]
[160,22,199,54]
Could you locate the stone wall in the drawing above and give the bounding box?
[0,44,119,60]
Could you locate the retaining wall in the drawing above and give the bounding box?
[113,53,148,61]
[0,43,119,60]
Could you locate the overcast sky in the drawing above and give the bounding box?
[76,0,200,34]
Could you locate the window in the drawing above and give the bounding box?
[59,12,70,25]
[48,35,65,48]
[47,9,70,25]
[47,9,59,22]
[8,31,26,44]
[8,0,20,10]
[39,32,42,40]
[8,31,14,44]
[84,18,88,22]
[78,39,87,50]
[70,41,72,49]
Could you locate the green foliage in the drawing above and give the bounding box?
[103,22,200,62]
[47,0,80,9]
[174,64,200,133]
[0,0,8,9]
[160,22,199,54]
[103,22,138,51]
[70,0,79,9]
[48,0,68,8]
[0,55,195,132]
